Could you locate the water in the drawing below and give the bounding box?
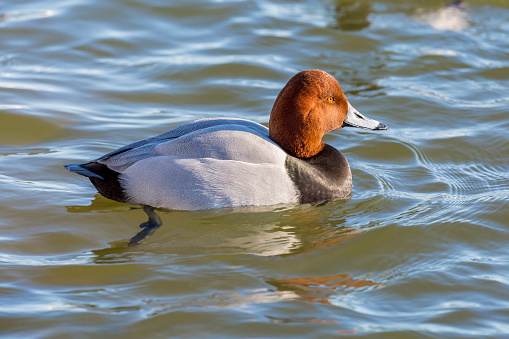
[1,0,508,337]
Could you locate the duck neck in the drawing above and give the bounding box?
[269,124,324,158]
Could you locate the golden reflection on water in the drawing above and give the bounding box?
[268,273,380,305]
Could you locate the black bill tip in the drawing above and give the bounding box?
[375,122,388,130]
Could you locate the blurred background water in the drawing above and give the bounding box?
[1,0,508,337]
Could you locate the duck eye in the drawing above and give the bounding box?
[327,96,335,103]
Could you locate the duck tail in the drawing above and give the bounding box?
[64,162,105,180]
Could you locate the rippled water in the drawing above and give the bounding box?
[1,0,508,337]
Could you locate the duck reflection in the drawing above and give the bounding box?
[267,273,379,305]
[68,194,374,261]
[66,195,162,246]
[415,0,469,31]
[330,0,372,31]
[0,10,54,22]
[328,0,469,32]
[116,273,380,315]
[71,198,381,316]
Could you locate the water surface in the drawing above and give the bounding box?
[1,0,508,337]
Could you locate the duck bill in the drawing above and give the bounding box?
[342,102,387,130]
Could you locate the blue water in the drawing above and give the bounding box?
[1,0,508,337]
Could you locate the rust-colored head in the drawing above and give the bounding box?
[269,69,386,158]
[269,70,349,158]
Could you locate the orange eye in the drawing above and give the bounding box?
[327,96,335,102]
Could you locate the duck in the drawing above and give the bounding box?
[64,70,386,244]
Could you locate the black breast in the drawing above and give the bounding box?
[82,162,130,204]
[285,144,352,204]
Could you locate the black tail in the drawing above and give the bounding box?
[64,162,129,203]
[64,162,105,180]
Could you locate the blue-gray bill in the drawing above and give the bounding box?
[342,102,388,130]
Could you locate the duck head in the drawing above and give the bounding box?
[269,69,387,158]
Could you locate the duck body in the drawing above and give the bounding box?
[65,70,386,211]
[65,118,351,210]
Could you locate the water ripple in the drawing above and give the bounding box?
[1,0,509,337]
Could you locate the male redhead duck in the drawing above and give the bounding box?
[65,70,386,243]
